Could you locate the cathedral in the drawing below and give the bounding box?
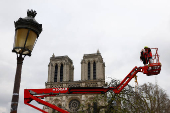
[43,50,106,112]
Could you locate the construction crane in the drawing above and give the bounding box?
[24,48,161,113]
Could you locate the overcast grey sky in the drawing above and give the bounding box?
[0,0,170,112]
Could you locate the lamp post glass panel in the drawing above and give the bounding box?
[14,29,37,55]
[10,10,42,113]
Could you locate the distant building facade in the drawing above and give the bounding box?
[43,50,105,112]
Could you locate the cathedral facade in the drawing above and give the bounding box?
[43,50,105,112]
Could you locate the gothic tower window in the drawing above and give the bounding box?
[54,64,58,82]
[60,64,63,82]
[88,62,90,80]
[93,61,96,80]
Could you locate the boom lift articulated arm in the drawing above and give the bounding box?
[24,65,161,113]
[24,48,161,113]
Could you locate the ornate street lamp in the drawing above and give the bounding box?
[10,9,42,113]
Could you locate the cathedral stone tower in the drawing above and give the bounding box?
[44,51,105,113]
[47,55,74,83]
[81,50,105,81]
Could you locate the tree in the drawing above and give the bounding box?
[80,79,170,113]
[134,83,170,113]
[79,79,137,113]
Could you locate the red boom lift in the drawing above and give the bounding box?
[24,48,161,113]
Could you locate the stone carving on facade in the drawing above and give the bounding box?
[90,60,93,64]
[81,59,85,64]
[69,99,80,112]
[57,63,61,67]
[52,53,55,57]
[51,63,54,67]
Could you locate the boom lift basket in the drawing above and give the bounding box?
[142,48,161,76]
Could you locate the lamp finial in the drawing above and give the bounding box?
[27,9,37,18]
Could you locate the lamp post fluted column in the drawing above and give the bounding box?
[10,55,24,113]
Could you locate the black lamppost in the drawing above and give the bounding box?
[10,9,42,113]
